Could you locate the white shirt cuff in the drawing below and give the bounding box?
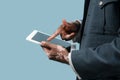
[68,52,81,79]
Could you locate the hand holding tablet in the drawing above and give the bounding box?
[26,30,71,48]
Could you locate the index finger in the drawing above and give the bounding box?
[47,27,62,41]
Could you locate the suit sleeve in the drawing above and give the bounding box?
[71,37,120,79]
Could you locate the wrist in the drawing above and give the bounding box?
[63,55,69,64]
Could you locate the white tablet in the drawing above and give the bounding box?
[26,30,71,48]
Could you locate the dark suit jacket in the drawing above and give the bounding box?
[71,0,120,80]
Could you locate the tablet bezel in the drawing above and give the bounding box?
[26,30,41,44]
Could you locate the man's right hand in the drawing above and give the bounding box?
[47,19,80,41]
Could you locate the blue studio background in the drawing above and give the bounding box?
[0,0,84,80]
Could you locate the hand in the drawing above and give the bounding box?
[41,41,69,64]
[47,19,80,41]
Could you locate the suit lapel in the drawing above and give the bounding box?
[79,0,90,42]
[82,0,90,27]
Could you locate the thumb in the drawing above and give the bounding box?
[41,41,55,49]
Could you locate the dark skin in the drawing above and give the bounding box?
[41,41,69,64]
[41,19,80,64]
[47,19,78,41]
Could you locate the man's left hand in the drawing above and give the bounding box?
[40,41,69,64]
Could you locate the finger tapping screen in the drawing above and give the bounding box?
[32,32,71,48]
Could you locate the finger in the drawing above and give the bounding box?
[60,31,67,40]
[62,19,74,32]
[65,32,76,39]
[42,47,50,55]
[47,27,62,41]
[64,32,76,41]
[62,19,69,26]
[41,43,57,57]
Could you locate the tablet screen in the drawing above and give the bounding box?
[32,32,71,48]
[32,32,48,42]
